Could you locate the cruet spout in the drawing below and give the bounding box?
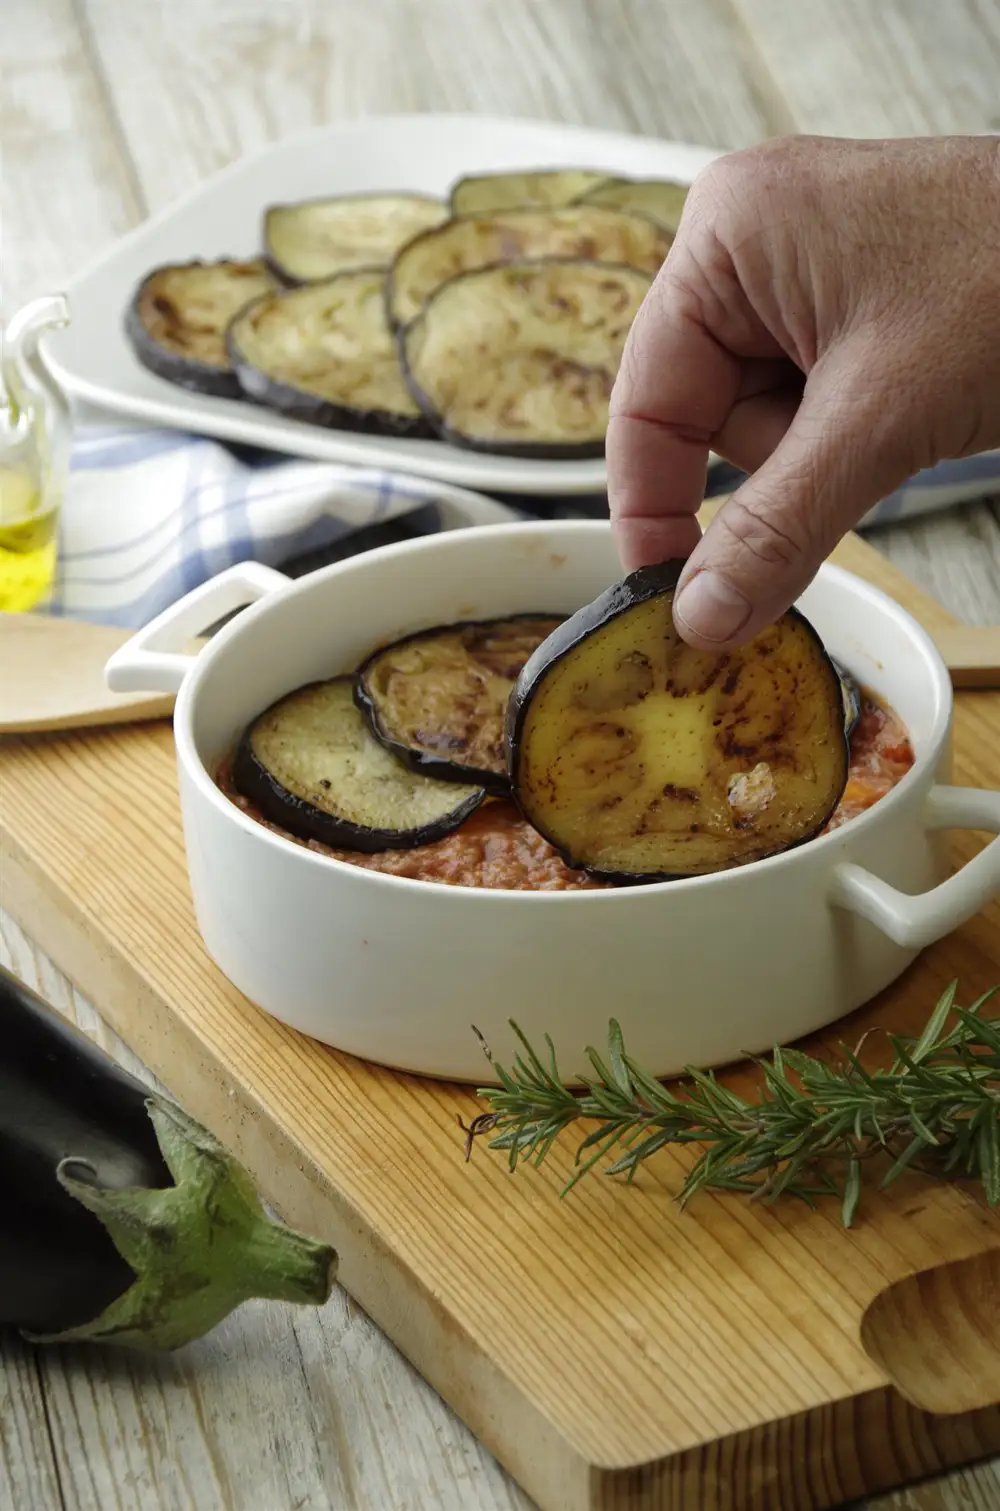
[1,295,72,497]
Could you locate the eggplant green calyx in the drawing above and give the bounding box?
[24,1095,337,1351]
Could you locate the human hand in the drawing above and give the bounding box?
[607,134,1000,648]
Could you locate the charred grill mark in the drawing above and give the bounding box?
[665,657,728,698]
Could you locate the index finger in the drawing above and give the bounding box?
[607,269,740,571]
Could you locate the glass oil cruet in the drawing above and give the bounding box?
[0,295,72,612]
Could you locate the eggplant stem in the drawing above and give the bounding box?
[23,1095,337,1351]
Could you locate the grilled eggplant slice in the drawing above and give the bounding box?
[388,205,669,326]
[125,258,279,397]
[356,616,565,793]
[400,259,650,457]
[227,272,430,437]
[507,564,849,881]
[578,177,689,234]
[264,194,447,284]
[232,678,485,851]
[449,169,611,217]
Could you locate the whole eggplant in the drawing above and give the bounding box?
[0,964,337,1349]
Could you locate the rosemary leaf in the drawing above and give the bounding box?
[879,1135,929,1188]
[464,982,1000,1225]
[607,1019,632,1099]
[841,1159,863,1228]
[910,980,958,1061]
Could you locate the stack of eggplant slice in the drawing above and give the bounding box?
[229,568,856,886]
[232,614,565,851]
[124,166,691,456]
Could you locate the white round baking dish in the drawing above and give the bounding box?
[106,520,1000,1083]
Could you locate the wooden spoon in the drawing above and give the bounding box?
[0,612,181,734]
[930,625,1000,689]
[0,509,453,735]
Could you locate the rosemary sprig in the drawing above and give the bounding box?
[464,982,1000,1226]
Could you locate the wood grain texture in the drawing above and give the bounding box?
[731,0,1000,137]
[0,1328,63,1511]
[79,0,783,224]
[5,0,1000,1506]
[6,529,1000,1511]
[868,507,1000,628]
[0,0,143,314]
[0,613,179,732]
[0,913,534,1511]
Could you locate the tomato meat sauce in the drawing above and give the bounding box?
[820,692,914,832]
[218,687,914,891]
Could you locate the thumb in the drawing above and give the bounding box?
[671,342,924,649]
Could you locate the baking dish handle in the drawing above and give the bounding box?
[830,786,1000,948]
[104,561,291,696]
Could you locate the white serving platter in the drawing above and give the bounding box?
[42,114,721,496]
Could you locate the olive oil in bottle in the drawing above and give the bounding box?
[0,465,58,612]
[0,292,72,612]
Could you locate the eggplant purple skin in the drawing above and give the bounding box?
[231,683,487,851]
[0,964,171,1334]
[226,327,436,442]
[123,266,246,400]
[401,374,608,461]
[504,560,850,884]
[833,659,863,739]
[354,615,566,796]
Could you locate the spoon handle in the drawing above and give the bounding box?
[931,625,1000,689]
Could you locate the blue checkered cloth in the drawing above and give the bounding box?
[50,423,1000,627]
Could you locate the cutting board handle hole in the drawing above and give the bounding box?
[861,1247,1000,1414]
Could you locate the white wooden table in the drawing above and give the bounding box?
[4,3,1000,1507]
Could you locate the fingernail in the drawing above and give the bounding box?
[674,571,752,643]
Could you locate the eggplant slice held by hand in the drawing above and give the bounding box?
[264,194,447,284]
[400,259,651,457]
[507,564,849,881]
[125,258,279,397]
[577,177,689,234]
[233,678,485,852]
[356,616,565,792]
[449,168,612,217]
[388,205,669,326]
[227,272,431,437]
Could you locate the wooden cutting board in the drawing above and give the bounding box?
[5,525,1000,1511]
